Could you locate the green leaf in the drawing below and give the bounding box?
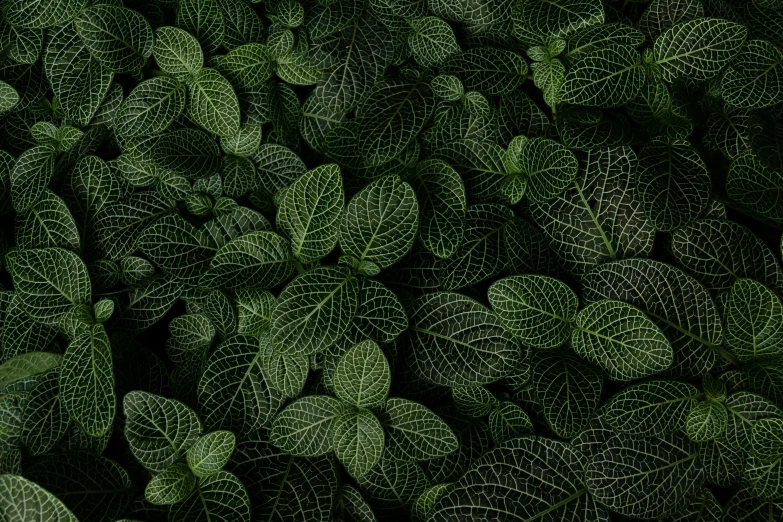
[518,137,579,203]
[488,401,533,444]
[198,335,283,435]
[653,18,747,81]
[60,325,115,437]
[202,290,238,341]
[235,289,275,337]
[699,437,744,488]
[407,292,519,387]
[334,340,391,408]
[347,279,408,343]
[439,204,513,290]
[3,0,86,29]
[271,266,359,357]
[727,150,783,224]
[560,44,644,107]
[138,214,213,284]
[583,259,723,377]
[229,438,337,522]
[10,145,56,212]
[16,190,80,251]
[259,330,308,398]
[752,417,783,463]
[153,128,222,180]
[408,17,460,67]
[722,40,783,109]
[375,402,449,464]
[340,175,418,268]
[25,452,132,521]
[745,453,783,500]
[270,395,345,456]
[170,314,215,353]
[724,391,783,452]
[531,146,654,279]
[451,386,498,418]
[252,143,306,193]
[488,275,578,349]
[188,68,241,137]
[514,0,603,39]
[531,58,564,107]
[441,47,528,95]
[406,159,466,259]
[145,461,196,505]
[218,43,274,88]
[725,278,783,362]
[565,22,645,58]
[62,155,120,244]
[605,379,700,436]
[114,77,187,138]
[124,390,202,473]
[0,80,19,114]
[356,80,434,167]
[219,0,263,49]
[75,6,153,73]
[6,248,90,325]
[586,433,704,519]
[686,401,728,442]
[636,138,710,232]
[0,352,61,390]
[572,299,673,381]
[671,219,783,295]
[187,431,236,477]
[724,487,783,521]
[355,457,429,513]
[171,470,251,522]
[20,369,69,455]
[115,274,184,332]
[45,23,113,126]
[276,51,322,86]
[339,484,378,522]
[532,350,603,438]
[221,125,263,158]
[429,437,607,521]
[0,475,79,522]
[200,231,294,290]
[176,0,225,55]
[277,164,344,264]
[431,139,507,202]
[153,26,204,81]
[332,409,385,478]
[638,0,703,40]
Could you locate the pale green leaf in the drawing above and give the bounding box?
[145,462,196,505]
[572,299,673,381]
[124,390,202,473]
[187,431,236,477]
[270,395,345,456]
[60,325,115,437]
[488,274,578,349]
[332,409,384,478]
[334,340,391,408]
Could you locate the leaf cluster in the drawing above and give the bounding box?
[0,0,782,521]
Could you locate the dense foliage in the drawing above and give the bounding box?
[0,0,782,520]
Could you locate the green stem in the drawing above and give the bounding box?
[717,346,742,369]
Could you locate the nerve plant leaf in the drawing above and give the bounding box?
[572,299,673,381]
[488,275,578,349]
[124,390,202,473]
[2,0,781,513]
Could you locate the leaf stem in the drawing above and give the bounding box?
[717,345,741,369]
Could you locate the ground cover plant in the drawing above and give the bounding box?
[0,0,782,520]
